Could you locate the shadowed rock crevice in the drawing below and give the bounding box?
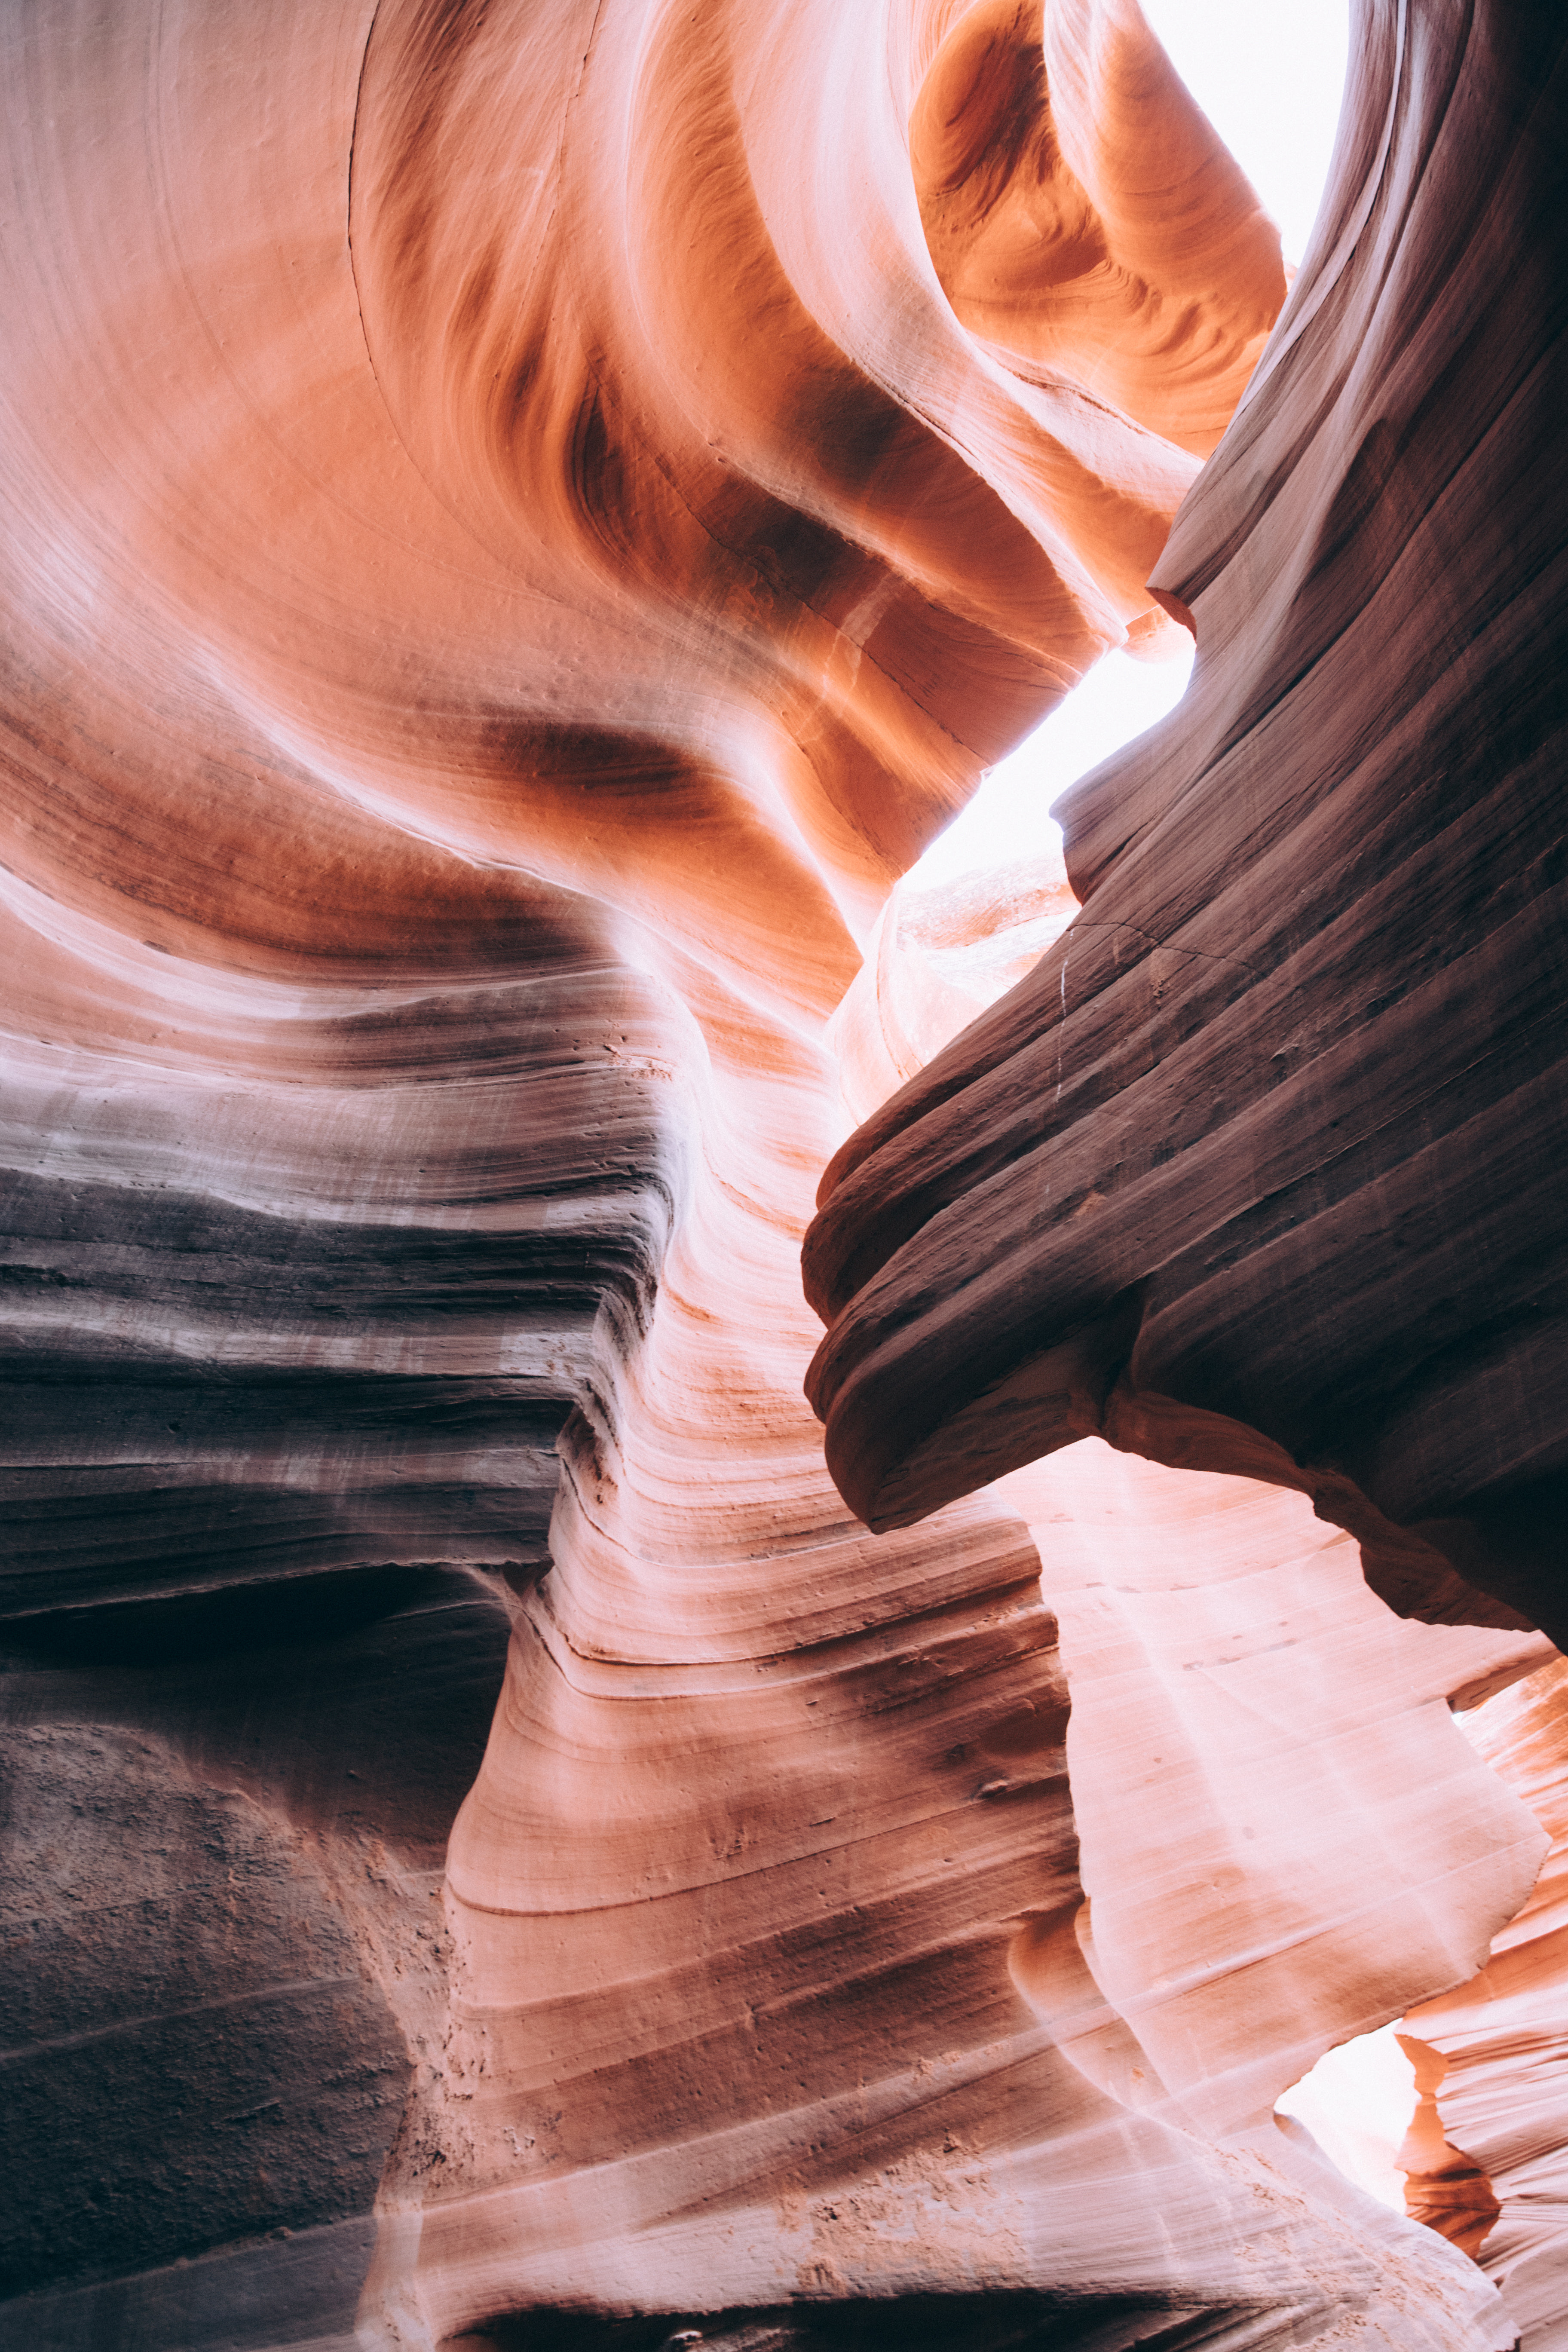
[460,2292,1304,2352]
[0,1724,409,2299]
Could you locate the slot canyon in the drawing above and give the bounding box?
[1,0,1565,2347]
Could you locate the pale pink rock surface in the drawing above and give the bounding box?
[1403,1658,1568,2346]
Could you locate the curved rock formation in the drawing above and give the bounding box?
[2,1,1564,2348]
[911,0,1282,459]
[1402,1657,1568,2343]
[805,0,1568,1648]
[0,0,1267,1630]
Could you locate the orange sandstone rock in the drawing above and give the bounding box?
[0,0,1557,2348]
[1393,2036,1501,2264]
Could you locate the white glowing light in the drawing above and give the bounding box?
[908,0,1348,894]
[1143,0,1351,269]
[1275,2022,1417,2212]
[912,646,1193,889]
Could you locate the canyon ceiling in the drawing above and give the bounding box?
[0,2,1565,2350]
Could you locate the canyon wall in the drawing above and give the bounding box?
[805,0,1568,1648]
[0,2,1563,2349]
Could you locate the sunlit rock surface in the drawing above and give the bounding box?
[0,0,1262,1641]
[0,0,1562,2348]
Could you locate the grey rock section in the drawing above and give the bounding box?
[0,2218,372,2352]
[0,1573,514,2346]
[0,966,680,1635]
[0,1725,404,2298]
[0,953,675,2335]
[465,2297,1314,2352]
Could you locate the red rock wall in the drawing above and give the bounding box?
[1,1,1563,2348]
[805,0,1568,1650]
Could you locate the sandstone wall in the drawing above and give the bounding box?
[806,0,1568,1649]
[1,3,1563,2348]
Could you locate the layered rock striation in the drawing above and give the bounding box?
[2,2,1565,2349]
[805,0,1568,1648]
[0,0,1268,1647]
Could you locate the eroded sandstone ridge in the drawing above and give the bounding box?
[0,1,1563,2348]
[805,0,1568,1648]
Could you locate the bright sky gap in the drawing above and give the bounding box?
[910,0,1351,890]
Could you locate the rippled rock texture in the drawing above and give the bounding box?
[805,0,1568,1647]
[1,0,1564,2348]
